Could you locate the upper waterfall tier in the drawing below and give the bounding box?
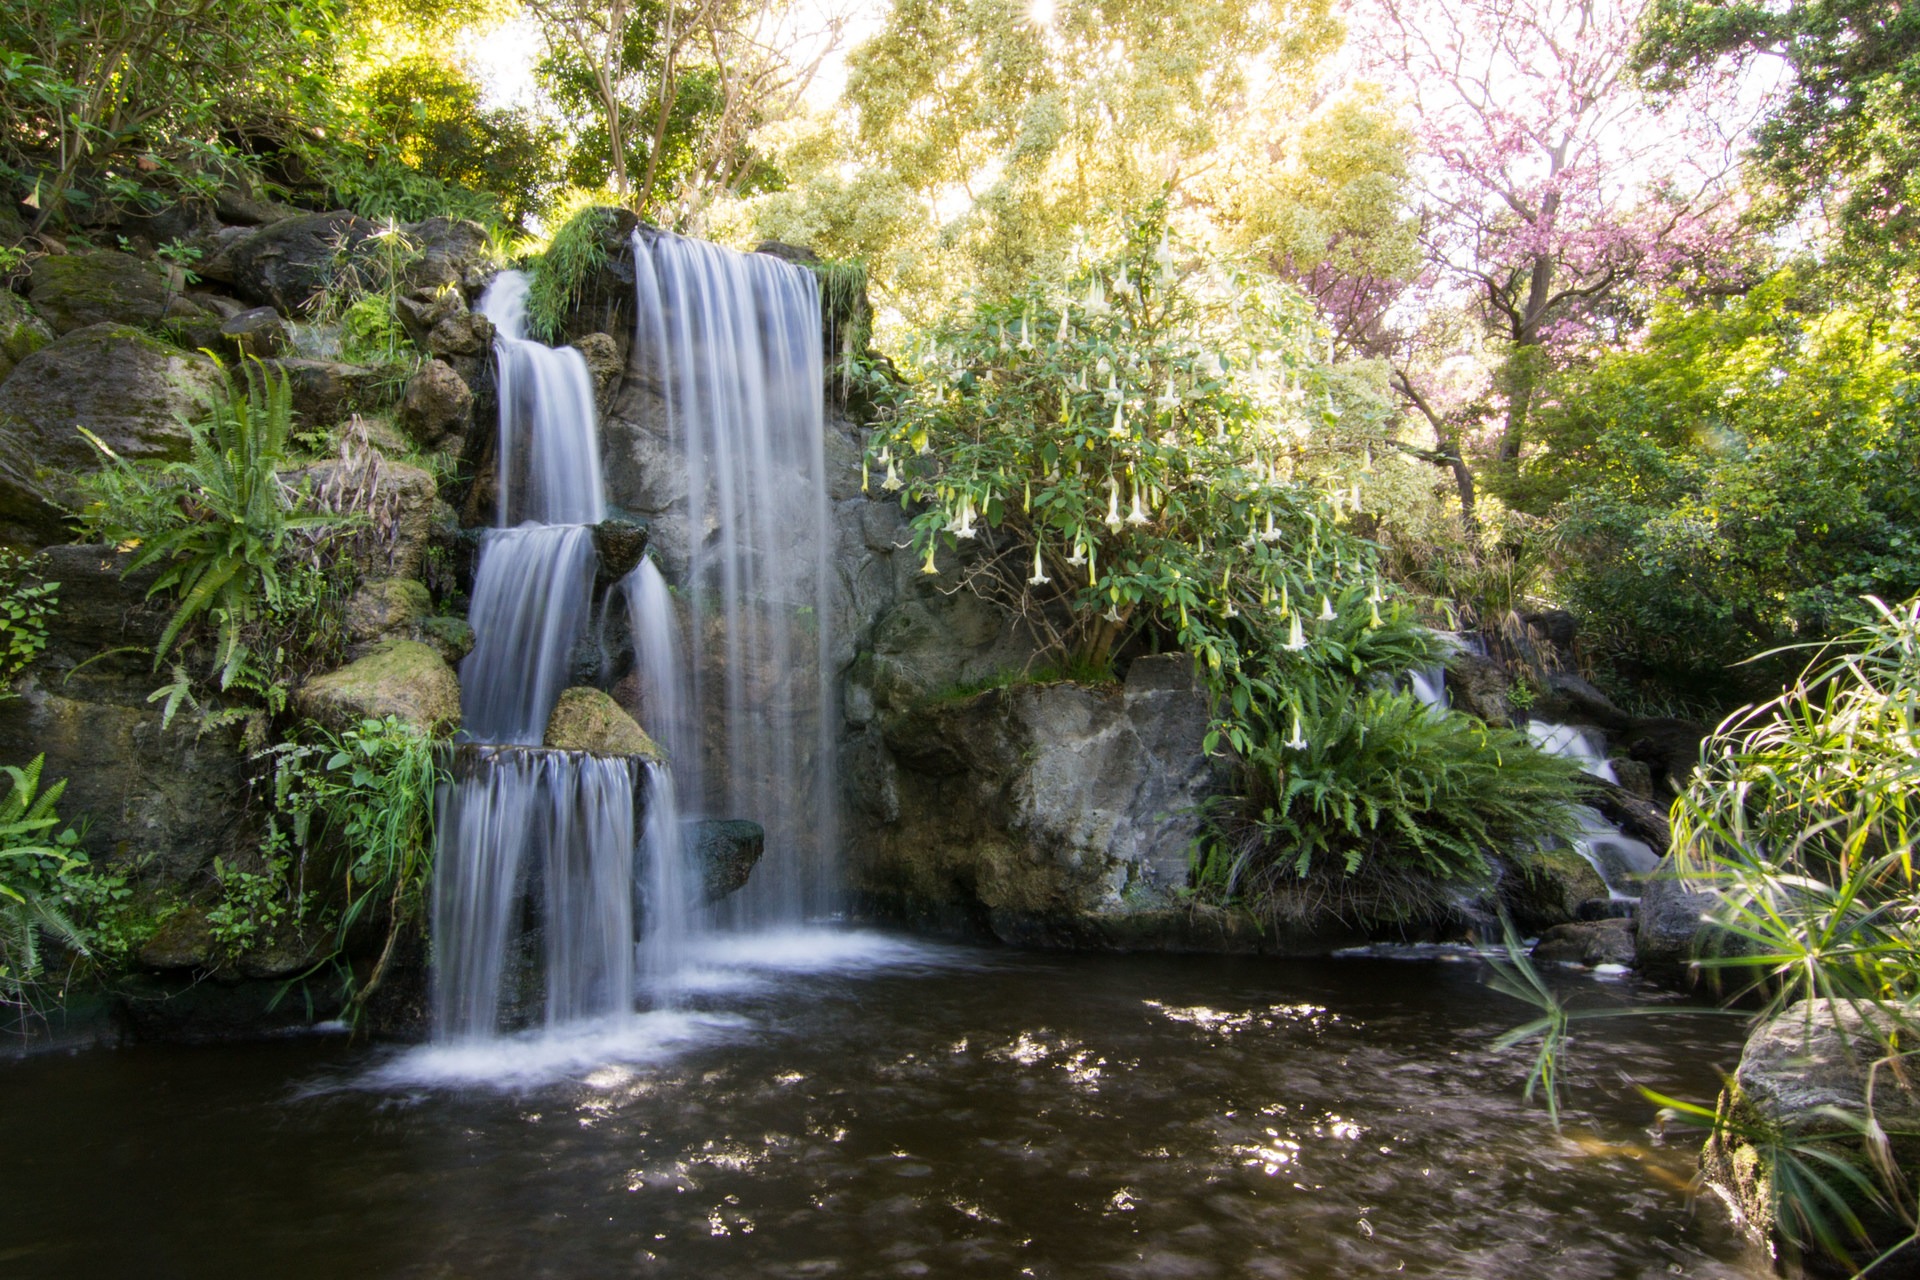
[478,271,606,527]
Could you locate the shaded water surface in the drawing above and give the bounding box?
[0,937,1763,1279]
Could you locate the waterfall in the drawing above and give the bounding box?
[431,271,642,1042]
[479,271,605,526]
[1526,720,1661,895]
[432,749,637,1039]
[628,230,839,927]
[459,525,595,745]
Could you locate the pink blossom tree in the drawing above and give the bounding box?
[1348,0,1749,514]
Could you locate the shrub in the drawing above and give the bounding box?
[0,756,89,1014]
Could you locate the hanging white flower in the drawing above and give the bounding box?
[1067,538,1088,567]
[1017,313,1035,352]
[1105,478,1123,530]
[1084,277,1110,317]
[1284,614,1308,651]
[920,544,939,575]
[1028,542,1051,585]
[1154,378,1179,413]
[1109,399,1127,438]
[881,459,903,492]
[1319,595,1335,621]
[1104,371,1123,406]
[1260,510,1280,543]
[1055,306,1071,343]
[1126,483,1149,526]
[1285,711,1308,750]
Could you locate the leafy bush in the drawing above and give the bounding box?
[0,756,89,1012]
[879,213,1585,885]
[254,716,444,1015]
[1521,271,1920,705]
[0,550,57,698]
[75,364,348,722]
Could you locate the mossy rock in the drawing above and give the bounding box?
[420,615,475,663]
[0,289,53,381]
[0,323,223,542]
[1500,846,1607,932]
[25,249,183,334]
[692,818,764,902]
[543,686,664,761]
[345,577,432,643]
[294,640,460,735]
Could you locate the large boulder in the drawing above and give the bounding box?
[291,455,438,580]
[844,654,1323,950]
[344,577,432,644]
[294,639,461,735]
[261,357,380,429]
[691,819,764,902]
[225,211,378,315]
[218,306,290,359]
[405,215,496,293]
[1704,1000,1920,1273]
[1500,846,1609,932]
[397,358,473,449]
[543,686,665,761]
[0,324,223,542]
[0,289,53,381]
[1531,917,1636,966]
[25,250,196,334]
[1635,851,1747,985]
[1446,647,1517,727]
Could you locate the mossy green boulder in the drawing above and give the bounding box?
[543,686,664,761]
[25,249,192,333]
[0,290,52,381]
[294,640,460,735]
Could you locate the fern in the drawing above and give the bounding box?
[0,755,90,1010]
[525,206,613,342]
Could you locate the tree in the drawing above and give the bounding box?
[741,0,1342,323]
[530,0,846,225]
[1350,0,1746,501]
[1634,0,1920,275]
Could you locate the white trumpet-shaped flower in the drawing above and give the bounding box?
[997,321,1009,353]
[1285,711,1308,751]
[878,445,892,464]
[1260,510,1280,543]
[1350,482,1362,511]
[1318,595,1335,621]
[1110,399,1127,437]
[1017,314,1034,352]
[1028,542,1051,585]
[1105,478,1123,530]
[1055,306,1070,343]
[1066,539,1087,567]
[1368,598,1383,628]
[881,459,903,492]
[1284,613,1308,651]
[1104,371,1123,406]
[946,496,978,539]
[1155,378,1179,413]
[1126,483,1149,525]
[861,457,869,494]
[920,545,939,575]
[1154,233,1175,266]
[1084,277,1110,317]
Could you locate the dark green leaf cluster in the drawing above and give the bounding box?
[524,204,615,342]
[0,755,89,1012]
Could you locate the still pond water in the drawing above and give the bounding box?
[0,932,1764,1279]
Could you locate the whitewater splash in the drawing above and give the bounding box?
[1525,720,1661,894]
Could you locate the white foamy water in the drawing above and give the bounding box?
[363,1009,750,1091]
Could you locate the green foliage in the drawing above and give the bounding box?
[881,214,1583,884]
[0,756,89,1011]
[206,852,306,955]
[0,550,57,699]
[75,363,347,723]
[254,715,444,1015]
[1215,689,1588,886]
[309,53,565,233]
[0,0,341,227]
[1635,0,1920,277]
[525,205,614,342]
[1673,596,1920,1011]
[1522,270,1920,704]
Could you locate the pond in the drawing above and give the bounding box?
[0,933,1763,1278]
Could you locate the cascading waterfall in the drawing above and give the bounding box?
[628,229,839,927]
[1525,720,1661,895]
[431,273,640,1041]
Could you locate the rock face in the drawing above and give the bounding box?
[25,250,188,333]
[544,686,665,761]
[1634,851,1728,982]
[0,324,223,541]
[0,545,252,884]
[848,654,1263,948]
[398,358,474,448]
[1531,917,1636,966]
[218,306,289,359]
[294,639,461,734]
[344,577,432,644]
[225,210,378,314]
[0,289,53,381]
[1500,847,1608,932]
[1704,999,1920,1272]
[693,819,765,902]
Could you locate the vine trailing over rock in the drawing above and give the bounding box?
[872,210,1587,888]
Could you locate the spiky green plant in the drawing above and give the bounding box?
[77,363,342,715]
[525,206,614,342]
[0,756,88,1010]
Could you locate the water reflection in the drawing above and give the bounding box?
[0,937,1767,1279]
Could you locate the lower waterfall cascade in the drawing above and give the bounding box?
[428,232,834,1043]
